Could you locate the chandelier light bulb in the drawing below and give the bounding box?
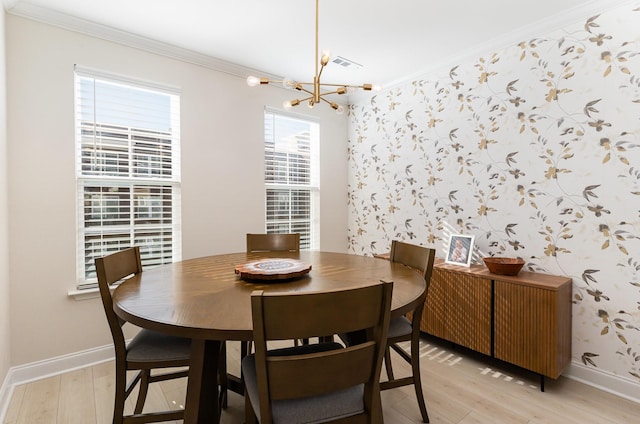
[321,49,331,65]
[284,99,300,109]
[282,78,296,90]
[246,76,260,87]
[372,84,383,92]
[330,102,344,114]
[308,100,315,109]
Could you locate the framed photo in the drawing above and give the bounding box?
[445,234,474,266]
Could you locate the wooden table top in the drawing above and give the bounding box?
[112,251,426,341]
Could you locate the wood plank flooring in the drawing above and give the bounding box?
[4,335,640,423]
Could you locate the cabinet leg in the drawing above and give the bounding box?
[540,374,545,392]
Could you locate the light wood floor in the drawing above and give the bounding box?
[4,335,640,423]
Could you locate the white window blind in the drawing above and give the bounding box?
[75,67,181,287]
[264,111,319,250]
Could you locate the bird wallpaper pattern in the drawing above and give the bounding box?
[347,2,640,386]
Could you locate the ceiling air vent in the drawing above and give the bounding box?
[332,56,363,69]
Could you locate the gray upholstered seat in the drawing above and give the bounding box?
[125,329,191,363]
[242,343,365,423]
[386,314,413,339]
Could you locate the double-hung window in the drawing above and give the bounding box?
[264,110,320,250]
[74,67,181,288]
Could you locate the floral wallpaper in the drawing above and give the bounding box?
[347,3,640,385]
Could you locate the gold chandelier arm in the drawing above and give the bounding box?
[295,85,316,96]
[318,83,382,93]
[317,62,326,80]
[317,83,349,88]
[322,83,378,91]
[318,96,345,113]
[290,96,314,106]
[317,88,346,96]
[318,96,334,105]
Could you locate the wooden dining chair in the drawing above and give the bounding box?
[384,240,436,423]
[246,233,300,253]
[95,246,226,423]
[244,232,303,353]
[242,281,393,424]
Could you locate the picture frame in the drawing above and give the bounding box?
[445,234,475,267]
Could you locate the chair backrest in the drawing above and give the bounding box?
[250,281,393,422]
[389,240,436,288]
[246,233,300,252]
[95,247,143,361]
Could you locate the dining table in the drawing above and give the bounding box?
[112,250,427,424]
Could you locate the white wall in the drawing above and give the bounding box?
[0,9,11,386]
[5,15,348,366]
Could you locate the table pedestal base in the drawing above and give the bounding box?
[184,339,223,423]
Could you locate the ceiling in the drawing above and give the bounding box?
[4,0,627,89]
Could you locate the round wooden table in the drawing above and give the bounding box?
[112,251,426,423]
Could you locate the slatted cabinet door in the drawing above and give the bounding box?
[421,267,447,338]
[423,265,492,355]
[493,275,572,379]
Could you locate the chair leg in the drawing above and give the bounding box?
[134,370,151,414]
[384,346,395,381]
[410,337,429,423]
[219,341,228,409]
[241,340,252,358]
[113,363,127,424]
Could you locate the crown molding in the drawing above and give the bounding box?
[5,1,282,81]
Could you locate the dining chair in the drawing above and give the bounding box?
[242,281,393,424]
[244,232,303,353]
[95,246,227,423]
[234,233,303,396]
[384,240,436,423]
[246,233,300,252]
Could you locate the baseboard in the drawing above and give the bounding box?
[0,372,13,424]
[564,360,640,404]
[0,344,114,422]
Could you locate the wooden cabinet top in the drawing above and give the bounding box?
[434,259,571,291]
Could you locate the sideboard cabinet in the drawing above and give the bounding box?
[421,260,572,386]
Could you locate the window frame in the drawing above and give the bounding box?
[264,108,320,250]
[74,66,182,289]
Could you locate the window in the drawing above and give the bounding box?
[75,67,181,287]
[264,110,319,250]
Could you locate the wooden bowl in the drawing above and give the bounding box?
[483,257,525,276]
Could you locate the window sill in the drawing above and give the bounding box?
[68,287,100,301]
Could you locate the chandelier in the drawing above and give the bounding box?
[246,0,380,114]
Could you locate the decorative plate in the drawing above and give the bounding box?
[234,258,312,281]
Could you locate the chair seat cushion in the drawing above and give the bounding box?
[242,342,365,423]
[126,329,191,363]
[387,316,412,339]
